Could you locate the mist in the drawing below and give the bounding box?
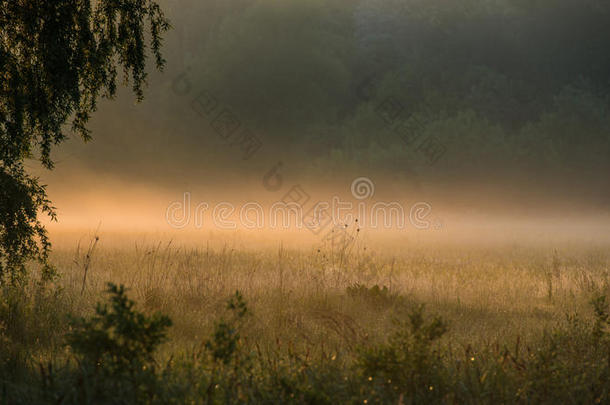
[33,0,610,246]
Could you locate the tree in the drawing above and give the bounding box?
[0,1,170,284]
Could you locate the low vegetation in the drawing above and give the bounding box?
[1,237,610,403]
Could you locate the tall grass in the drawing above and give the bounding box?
[1,234,610,403]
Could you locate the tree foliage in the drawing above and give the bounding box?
[151,0,609,181]
[0,0,170,282]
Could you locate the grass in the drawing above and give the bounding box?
[1,232,610,403]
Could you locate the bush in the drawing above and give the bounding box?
[66,283,172,403]
[356,305,449,403]
[346,283,401,308]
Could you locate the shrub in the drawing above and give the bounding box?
[204,291,248,365]
[356,305,449,403]
[346,283,401,308]
[66,283,172,403]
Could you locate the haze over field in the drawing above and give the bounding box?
[3,1,610,403]
[26,0,608,246]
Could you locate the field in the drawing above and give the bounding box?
[3,0,610,403]
[3,228,610,404]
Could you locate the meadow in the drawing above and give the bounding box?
[3,0,610,403]
[2,228,610,403]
